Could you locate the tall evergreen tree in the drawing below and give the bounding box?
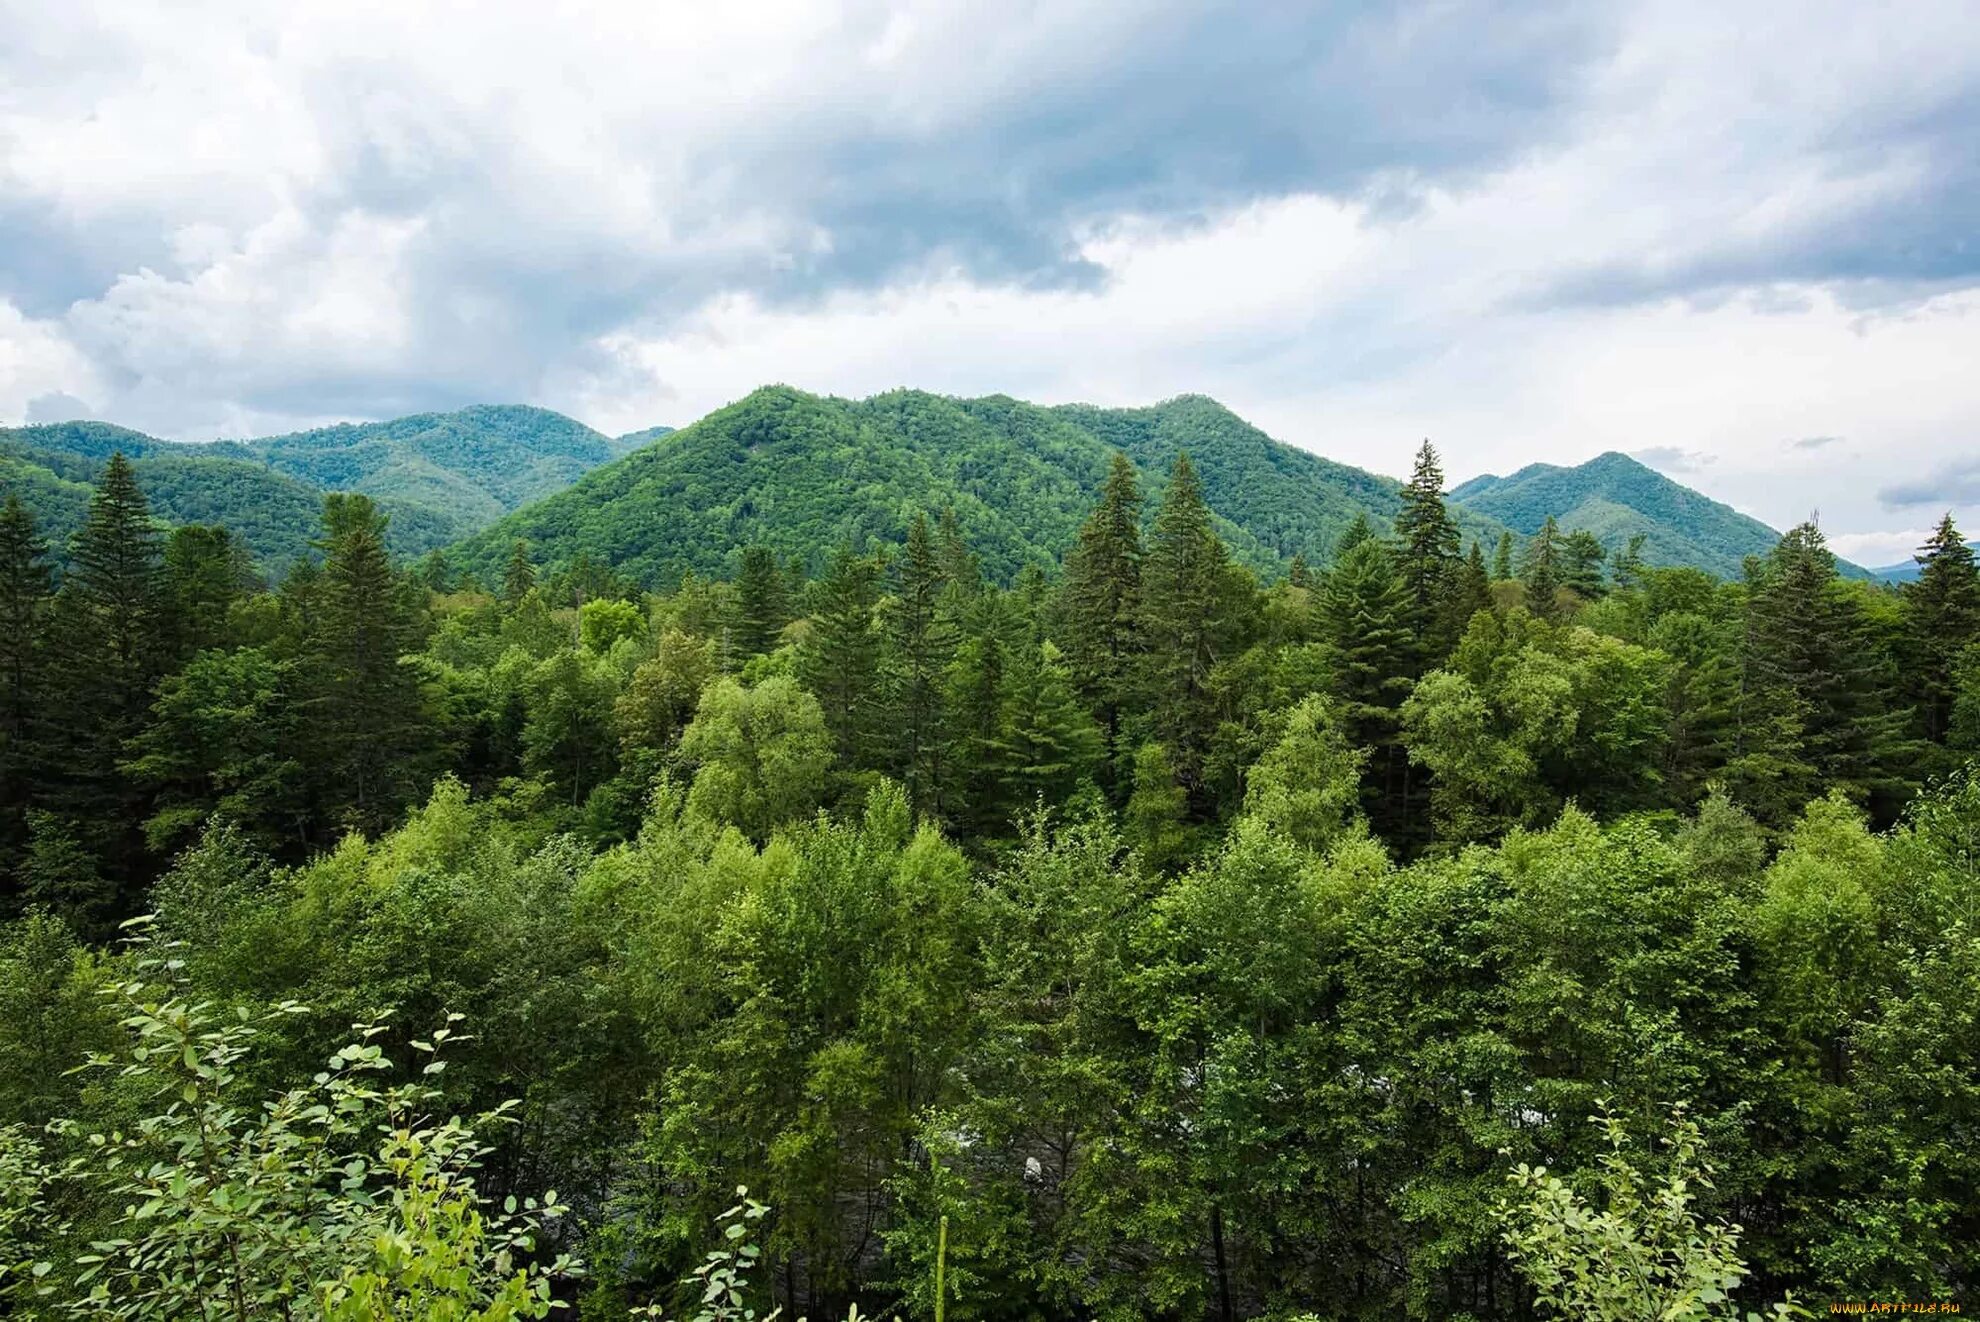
[46,453,165,894]
[1561,529,1608,601]
[1393,441,1463,664]
[1902,514,1980,744]
[934,506,981,598]
[0,495,52,880]
[882,515,956,817]
[798,546,884,767]
[1522,516,1565,622]
[163,524,247,658]
[1059,453,1143,767]
[1137,454,1244,797]
[1492,530,1515,581]
[732,545,791,660]
[1316,537,1417,837]
[305,495,428,835]
[503,539,536,605]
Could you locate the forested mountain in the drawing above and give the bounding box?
[455,385,1517,586]
[0,405,638,573]
[1447,450,1849,578]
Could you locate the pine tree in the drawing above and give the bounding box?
[503,539,536,605]
[1561,529,1608,601]
[1611,534,1648,591]
[799,545,883,766]
[1287,553,1313,589]
[883,515,956,817]
[1522,517,1565,622]
[934,506,981,598]
[1452,541,1493,632]
[732,545,790,659]
[1903,514,1980,744]
[305,495,428,835]
[1393,441,1463,664]
[1316,537,1416,836]
[1059,453,1143,766]
[1137,454,1244,796]
[1492,530,1515,581]
[1335,511,1377,560]
[0,495,53,878]
[997,637,1102,811]
[163,524,246,657]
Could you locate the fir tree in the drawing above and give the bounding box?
[1287,553,1313,589]
[1335,511,1377,559]
[0,495,52,876]
[503,539,536,605]
[1137,454,1244,797]
[1492,530,1515,581]
[1393,440,1463,663]
[732,545,790,660]
[798,545,883,766]
[45,453,164,894]
[1452,541,1494,632]
[1316,537,1416,836]
[1611,534,1648,591]
[1059,453,1143,765]
[1903,514,1980,744]
[883,514,957,817]
[997,638,1102,811]
[1561,529,1608,601]
[163,524,246,657]
[934,506,981,598]
[306,495,428,835]
[1522,517,1565,622]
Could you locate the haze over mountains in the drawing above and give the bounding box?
[5,386,1850,584]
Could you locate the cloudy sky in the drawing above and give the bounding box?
[2,1,1976,563]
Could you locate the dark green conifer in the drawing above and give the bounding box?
[1522,516,1565,622]
[1059,452,1143,764]
[1903,514,1980,744]
[503,539,536,605]
[799,545,883,766]
[883,514,956,817]
[732,545,790,659]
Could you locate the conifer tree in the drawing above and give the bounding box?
[1492,530,1515,581]
[1059,453,1143,761]
[1335,510,1377,559]
[306,495,428,835]
[1522,517,1565,622]
[1316,537,1416,834]
[45,453,164,892]
[1452,541,1494,631]
[1393,441,1463,663]
[883,514,956,817]
[163,524,246,657]
[799,545,883,766]
[732,545,790,659]
[1287,553,1312,589]
[0,495,52,874]
[997,637,1102,811]
[934,506,981,598]
[1561,529,1608,601]
[1137,454,1242,796]
[1903,514,1980,744]
[1611,534,1648,590]
[503,539,536,605]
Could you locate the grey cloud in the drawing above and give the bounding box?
[1791,435,1841,450]
[1879,456,1980,508]
[25,391,94,423]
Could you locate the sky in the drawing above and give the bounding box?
[2,1,1977,565]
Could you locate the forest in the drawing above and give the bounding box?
[1,441,1977,1320]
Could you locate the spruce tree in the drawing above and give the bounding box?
[1492,530,1515,581]
[0,495,52,877]
[1059,453,1143,763]
[1137,454,1243,797]
[882,514,957,817]
[997,637,1102,811]
[1452,540,1494,632]
[1561,529,1608,601]
[1903,514,1980,744]
[935,506,981,597]
[1393,441,1463,664]
[1335,511,1377,559]
[1522,517,1565,622]
[163,524,245,657]
[798,545,883,766]
[732,545,790,659]
[503,539,536,605]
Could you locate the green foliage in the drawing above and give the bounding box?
[678,676,833,840]
[1499,1106,1806,1322]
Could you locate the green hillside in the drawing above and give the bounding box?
[1448,450,1860,578]
[0,405,631,574]
[454,386,1516,586]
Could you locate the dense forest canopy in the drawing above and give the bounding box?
[0,432,1975,1319]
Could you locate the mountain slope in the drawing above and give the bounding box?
[453,385,1516,587]
[0,405,630,574]
[1449,451,1847,578]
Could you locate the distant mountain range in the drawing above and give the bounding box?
[1870,541,1980,583]
[1450,451,1815,580]
[5,387,1854,587]
[0,406,640,572]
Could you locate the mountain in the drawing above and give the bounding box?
[1871,540,1980,583]
[1448,451,1861,578]
[0,406,631,574]
[453,385,1516,587]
